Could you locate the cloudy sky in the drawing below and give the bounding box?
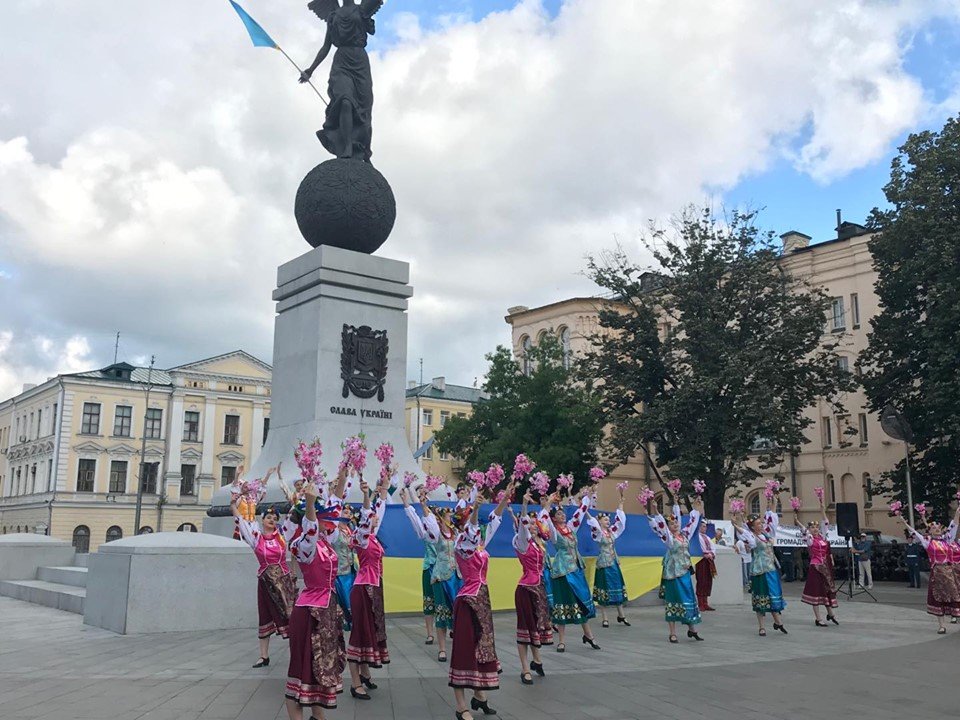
[2,0,960,399]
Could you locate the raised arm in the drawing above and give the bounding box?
[301,24,332,82]
[946,506,960,543]
[538,493,559,543]
[401,489,427,540]
[896,514,930,548]
[484,483,514,545]
[568,492,592,536]
[682,497,703,541]
[764,508,780,538]
[290,482,321,563]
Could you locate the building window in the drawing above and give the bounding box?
[138,526,154,535]
[180,464,196,496]
[72,525,90,554]
[836,356,849,373]
[422,410,433,426]
[81,403,101,435]
[439,451,449,461]
[30,464,37,494]
[830,297,845,331]
[863,473,874,505]
[47,459,53,491]
[439,411,450,427]
[105,525,123,543]
[36,409,42,438]
[109,460,128,493]
[183,411,200,442]
[52,403,58,432]
[228,384,244,393]
[220,465,237,486]
[560,326,572,369]
[857,413,869,446]
[113,405,133,437]
[77,459,96,492]
[223,414,240,444]
[827,474,836,505]
[424,444,434,460]
[262,417,270,447]
[140,462,159,494]
[145,408,163,439]
[177,522,198,532]
[850,293,860,328]
[822,417,832,447]
[749,493,762,517]
[521,336,533,376]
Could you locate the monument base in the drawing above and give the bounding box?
[84,532,255,634]
[206,245,429,536]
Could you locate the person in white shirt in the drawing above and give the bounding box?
[733,530,751,590]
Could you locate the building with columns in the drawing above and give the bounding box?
[0,350,271,551]
[506,222,903,535]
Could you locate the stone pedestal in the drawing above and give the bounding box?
[0,534,75,580]
[83,532,255,634]
[710,547,747,606]
[206,245,424,535]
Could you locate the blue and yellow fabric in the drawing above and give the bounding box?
[364,504,705,613]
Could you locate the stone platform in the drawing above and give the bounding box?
[0,583,955,719]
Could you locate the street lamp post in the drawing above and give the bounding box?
[134,356,156,535]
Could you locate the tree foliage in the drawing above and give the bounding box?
[860,116,960,521]
[580,206,855,516]
[433,336,605,486]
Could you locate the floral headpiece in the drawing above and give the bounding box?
[452,504,474,530]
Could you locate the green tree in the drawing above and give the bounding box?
[434,336,605,485]
[859,116,960,520]
[580,206,855,517]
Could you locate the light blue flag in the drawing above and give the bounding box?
[229,1,277,48]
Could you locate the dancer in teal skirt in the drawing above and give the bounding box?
[642,495,705,643]
[733,498,788,636]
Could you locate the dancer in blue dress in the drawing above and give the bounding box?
[733,498,788,636]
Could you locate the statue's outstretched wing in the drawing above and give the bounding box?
[308,0,339,21]
[360,0,385,18]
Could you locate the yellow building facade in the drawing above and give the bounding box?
[405,377,483,482]
[506,223,903,535]
[0,351,271,551]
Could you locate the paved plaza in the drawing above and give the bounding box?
[1,583,956,720]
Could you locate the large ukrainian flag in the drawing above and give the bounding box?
[375,504,705,612]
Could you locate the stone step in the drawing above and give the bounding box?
[37,565,88,588]
[73,553,90,568]
[0,579,85,614]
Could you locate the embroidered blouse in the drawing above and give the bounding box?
[738,511,779,576]
[454,510,503,597]
[587,508,626,569]
[403,505,439,569]
[798,520,831,565]
[290,516,339,608]
[236,515,298,576]
[351,497,387,586]
[905,522,953,565]
[647,505,701,580]
[421,512,458,582]
[514,515,547,586]
[540,495,591,578]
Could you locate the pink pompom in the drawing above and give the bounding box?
[666,479,682,495]
[637,487,655,505]
[914,503,928,517]
[730,499,746,514]
[424,474,444,493]
[813,486,825,501]
[556,473,574,490]
[616,481,628,492]
[692,479,706,496]
[403,472,417,488]
[512,454,536,480]
[589,466,606,483]
[466,470,485,487]
[530,472,551,496]
[789,496,802,512]
[889,500,903,516]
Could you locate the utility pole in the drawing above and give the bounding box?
[419,357,423,385]
[113,332,120,364]
[134,355,156,535]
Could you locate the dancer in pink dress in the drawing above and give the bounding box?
[897,511,960,633]
[509,490,553,686]
[448,485,514,720]
[346,478,390,699]
[795,497,839,626]
[284,481,346,719]
[231,465,299,669]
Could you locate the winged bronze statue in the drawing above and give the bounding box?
[300,0,386,163]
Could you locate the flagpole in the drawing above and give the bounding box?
[276,46,329,106]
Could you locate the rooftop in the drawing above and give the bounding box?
[406,381,484,404]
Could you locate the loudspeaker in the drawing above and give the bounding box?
[835,502,860,538]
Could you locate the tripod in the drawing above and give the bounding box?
[837,535,877,602]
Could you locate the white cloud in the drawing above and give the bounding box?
[0,0,956,398]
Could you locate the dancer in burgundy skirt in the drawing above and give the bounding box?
[449,484,514,720]
[795,498,839,626]
[897,512,960,633]
[346,478,390,699]
[231,466,299,669]
[510,489,553,686]
[284,481,346,719]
